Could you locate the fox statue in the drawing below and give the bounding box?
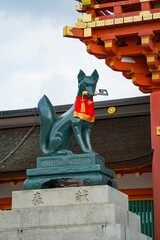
[38,69,99,156]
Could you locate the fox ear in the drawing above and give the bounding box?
[77,69,86,83]
[91,69,99,82]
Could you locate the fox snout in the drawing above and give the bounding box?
[82,86,95,97]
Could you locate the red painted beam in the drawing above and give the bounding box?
[63,26,84,38]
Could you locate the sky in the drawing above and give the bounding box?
[0,0,146,111]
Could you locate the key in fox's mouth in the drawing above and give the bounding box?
[94,89,108,96]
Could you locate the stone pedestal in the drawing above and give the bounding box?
[24,152,117,190]
[0,186,151,240]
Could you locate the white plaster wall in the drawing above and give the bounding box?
[116,173,152,189]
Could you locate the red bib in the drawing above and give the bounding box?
[73,96,95,123]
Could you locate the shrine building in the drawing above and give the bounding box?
[0,96,154,239]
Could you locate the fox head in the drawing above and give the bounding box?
[77,69,99,97]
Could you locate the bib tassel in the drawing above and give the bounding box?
[81,95,86,113]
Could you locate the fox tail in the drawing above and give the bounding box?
[38,95,57,155]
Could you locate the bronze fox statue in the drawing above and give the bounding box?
[38,69,99,156]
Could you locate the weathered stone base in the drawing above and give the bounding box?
[0,186,151,240]
[0,225,151,240]
[24,152,117,190]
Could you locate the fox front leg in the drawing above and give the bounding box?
[71,118,90,153]
[82,127,92,151]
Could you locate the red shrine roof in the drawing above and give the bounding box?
[64,0,160,93]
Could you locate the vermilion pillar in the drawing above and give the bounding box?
[150,91,160,240]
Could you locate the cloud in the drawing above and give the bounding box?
[0,0,79,23]
[0,2,145,111]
